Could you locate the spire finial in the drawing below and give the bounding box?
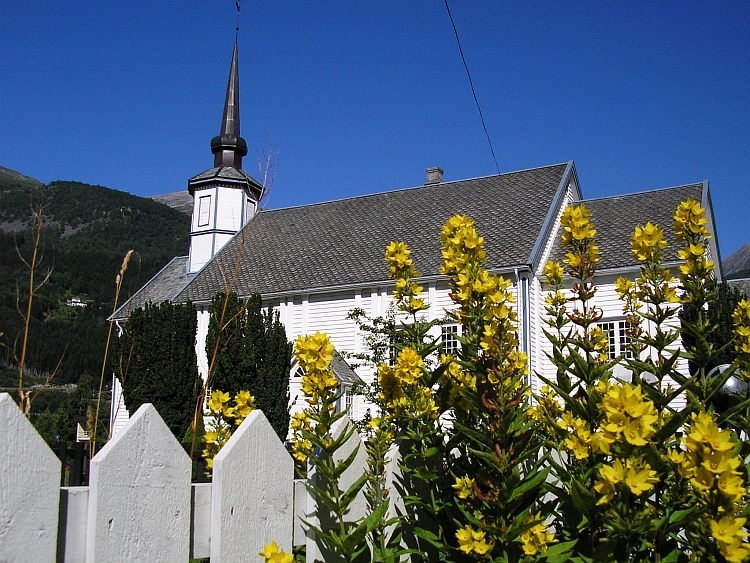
[210,42,248,168]
[235,1,241,44]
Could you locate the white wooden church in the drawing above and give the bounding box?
[110,44,723,434]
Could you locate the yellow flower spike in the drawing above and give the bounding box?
[452,476,475,499]
[208,389,230,412]
[543,260,564,285]
[560,204,597,244]
[674,198,710,241]
[630,222,667,261]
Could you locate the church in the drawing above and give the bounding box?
[110,44,723,434]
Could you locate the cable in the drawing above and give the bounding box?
[444,0,500,175]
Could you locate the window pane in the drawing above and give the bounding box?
[442,324,460,356]
[198,195,211,227]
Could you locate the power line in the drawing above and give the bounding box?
[444,0,500,175]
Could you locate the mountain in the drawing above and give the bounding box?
[0,166,42,190]
[148,191,193,215]
[723,243,750,280]
[0,166,189,389]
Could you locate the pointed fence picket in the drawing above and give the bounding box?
[0,394,396,563]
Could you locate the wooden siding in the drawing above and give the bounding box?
[215,186,244,231]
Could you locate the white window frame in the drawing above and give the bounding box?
[441,323,461,356]
[597,319,632,359]
[198,195,211,227]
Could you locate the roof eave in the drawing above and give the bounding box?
[526,160,578,271]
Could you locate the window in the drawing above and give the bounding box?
[597,320,632,359]
[198,195,211,227]
[442,324,460,356]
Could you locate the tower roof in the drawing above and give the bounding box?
[210,43,248,168]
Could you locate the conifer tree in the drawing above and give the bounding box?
[205,292,245,395]
[114,300,201,440]
[206,292,292,440]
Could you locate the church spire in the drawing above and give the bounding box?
[210,43,248,168]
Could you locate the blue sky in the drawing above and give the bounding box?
[1,1,748,258]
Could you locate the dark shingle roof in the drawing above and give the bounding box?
[112,256,190,320]
[331,351,362,385]
[551,183,705,270]
[189,166,257,183]
[176,163,570,302]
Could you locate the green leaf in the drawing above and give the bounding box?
[509,467,549,502]
[340,472,369,512]
[413,526,446,549]
[569,480,596,518]
[342,501,389,554]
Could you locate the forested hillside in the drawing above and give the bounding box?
[0,167,189,416]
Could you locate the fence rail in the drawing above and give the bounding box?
[0,392,378,563]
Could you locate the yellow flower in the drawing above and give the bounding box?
[456,524,492,556]
[720,539,750,563]
[295,331,335,374]
[543,260,564,285]
[673,198,710,240]
[718,471,747,501]
[614,276,634,298]
[630,222,667,261]
[258,540,294,563]
[599,459,626,486]
[394,347,424,385]
[590,431,615,455]
[710,516,748,545]
[560,204,596,244]
[624,463,659,496]
[564,429,590,460]
[520,513,556,555]
[452,476,475,499]
[690,466,715,491]
[208,390,230,412]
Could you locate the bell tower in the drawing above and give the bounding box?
[187,43,262,274]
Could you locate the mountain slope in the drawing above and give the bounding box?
[0,166,42,190]
[0,168,189,386]
[148,191,193,215]
[723,243,750,280]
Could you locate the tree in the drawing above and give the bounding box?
[206,292,292,440]
[113,300,201,440]
[681,280,745,373]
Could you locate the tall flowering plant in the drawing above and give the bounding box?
[377,216,569,562]
[540,200,750,562]
[290,331,405,563]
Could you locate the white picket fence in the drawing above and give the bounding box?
[0,392,378,563]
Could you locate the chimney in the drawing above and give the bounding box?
[425,166,444,185]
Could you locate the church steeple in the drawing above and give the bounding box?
[186,42,262,275]
[210,43,248,168]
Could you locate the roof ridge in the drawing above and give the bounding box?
[582,182,704,203]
